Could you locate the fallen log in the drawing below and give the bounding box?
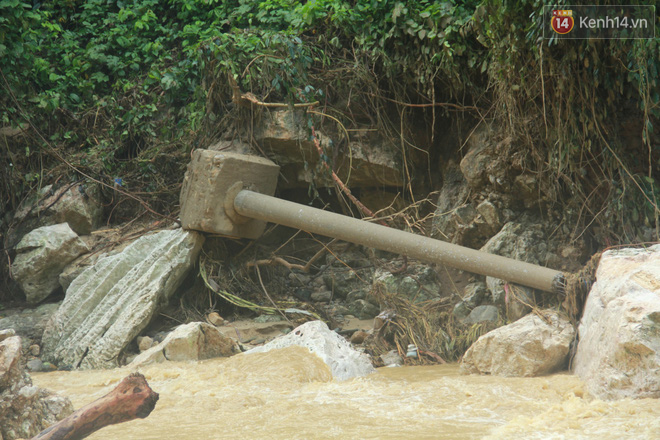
[32,372,159,440]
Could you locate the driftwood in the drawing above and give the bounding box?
[32,373,159,440]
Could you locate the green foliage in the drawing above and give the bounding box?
[0,0,658,242]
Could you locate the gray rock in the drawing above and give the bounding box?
[255,109,403,189]
[481,221,546,265]
[130,322,237,367]
[245,320,375,381]
[464,305,499,325]
[463,282,487,308]
[41,228,204,369]
[0,329,15,343]
[452,301,471,320]
[8,183,103,245]
[373,263,441,303]
[461,310,574,377]
[0,336,73,439]
[137,336,154,352]
[431,160,471,242]
[476,199,502,229]
[26,358,44,372]
[0,303,60,345]
[460,138,495,190]
[310,290,332,303]
[348,299,380,320]
[574,245,660,400]
[486,277,535,321]
[58,250,105,292]
[323,268,366,300]
[381,350,403,367]
[11,223,89,303]
[481,220,546,311]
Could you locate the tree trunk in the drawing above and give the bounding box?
[32,372,159,440]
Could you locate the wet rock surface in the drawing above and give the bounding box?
[574,245,660,400]
[0,303,60,348]
[8,183,103,245]
[41,228,204,369]
[0,335,73,440]
[10,223,89,304]
[245,320,375,381]
[461,310,574,377]
[130,322,238,367]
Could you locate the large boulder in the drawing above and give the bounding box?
[9,183,103,244]
[431,160,496,247]
[0,336,73,440]
[573,245,660,400]
[254,109,403,189]
[245,320,375,381]
[461,310,574,377]
[41,228,204,369]
[130,322,237,367]
[480,220,547,320]
[11,223,89,304]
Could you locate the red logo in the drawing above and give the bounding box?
[551,10,574,34]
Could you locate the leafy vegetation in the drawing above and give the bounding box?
[0,0,658,245]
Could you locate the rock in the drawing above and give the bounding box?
[460,138,495,191]
[310,290,332,303]
[452,302,471,320]
[486,277,534,321]
[28,345,39,356]
[323,268,366,300]
[431,159,472,244]
[512,174,540,209]
[41,228,204,369]
[481,220,546,309]
[253,314,283,323]
[8,183,103,245]
[481,220,546,266]
[463,282,487,308]
[476,199,502,230]
[130,322,237,367]
[11,223,89,303]
[0,330,15,343]
[461,310,574,377]
[255,110,403,189]
[350,330,368,345]
[573,245,660,400]
[454,282,488,320]
[381,350,403,367]
[58,250,105,292]
[207,312,225,326]
[137,336,154,352]
[464,305,499,325]
[0,303,60,346]
[348,299,380,320]
[245,320,375,381]
[0,336,73,439]
[26,358,44,372]
[373,263,441,303]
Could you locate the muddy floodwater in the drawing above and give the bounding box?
[32,346,660,439]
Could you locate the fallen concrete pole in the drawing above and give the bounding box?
[179,150,565,294]
[234,190,564,293]
[32,373,158,440]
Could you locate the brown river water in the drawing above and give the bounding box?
[32,346,660,439]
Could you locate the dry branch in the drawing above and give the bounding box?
[32,373,158,440]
